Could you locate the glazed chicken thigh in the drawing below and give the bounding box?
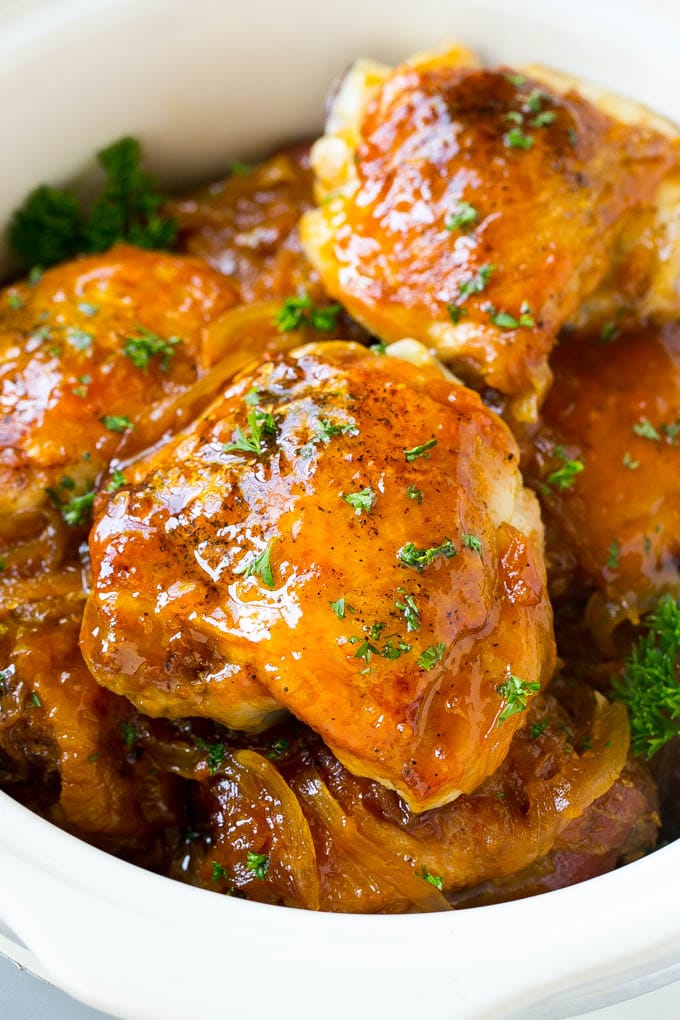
[301,47,678,418]
[82,342,555,811]
[0,245,236,528]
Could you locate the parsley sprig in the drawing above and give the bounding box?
[613,595,680,758]
[9,137,176,268]
[123,328,181,372]
[398,539,456,570]
[275,292,341,333]
[496,674,541,723]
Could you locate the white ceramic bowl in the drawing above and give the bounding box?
[1,1,679,1017]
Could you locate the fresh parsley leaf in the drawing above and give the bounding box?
[418,643,446,671]
[612,594,680,758]
[229,161,255,176]
[235,543,275,588]
[330,598,355,620]
[446,303,467,324]
[531,111,556,127]
[266,738,289,759]
[381,637,413,660]
[7,292,23,310]
[406,485,423,505]
[599,321,618,344]
[459,264,496,299]
[445,201,478,231]
[404,438,437,462]
[623,451,639,470]
[662,421,680,444]
[546,447,585,491]
[9,137,176,268]
[418,865,443,891]
[29,691,42,708]
[633,418,661,442]
[341,487,376,514]
[120,721,138,748]
[101,414,134,433]
[462,533,482,554]
[246,851,270,880]
[353,638,381,666]
[224,405,277,456]
[105,469,127,493]
[506,73,527,86]
[504,127,534,150]
[395,591,420,632]
[196,739,226,775]
[211,861,228,882]
[496,674,541,723]
[607,540,621,571]
[47,486,95,527]
[83,137,176,254]
[123,328,181,371]
[398,539,456,570]
[529,719,549,739]
[275,292,341,333]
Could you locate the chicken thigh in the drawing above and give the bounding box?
[300,47,678,418]
[82,341,555,811]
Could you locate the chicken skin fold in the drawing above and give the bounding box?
[301,48,678,419]
[82,341,555,811]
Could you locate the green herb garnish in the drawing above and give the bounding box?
[445,201,478,232]
[395,591,420,632]
[9,137,176,268]
[341,487,376,514]
[546,446,585,491]
[504,127,534,150]
[123,328,181,372]
[462,533,482,554]
[398,539,456,570]
[235,543,275,588]
[612,595,680,758]
[101,414,134,433]
[245,852,270,880]
[496,674,541,723]
[418,865,443,891]
[275,292,341,333]
[406,485,423,505]
[459,264,496,299]
[404,438,437,462]
[607,540,620,571]
[633,418,661,442]
[120,721,138,748]
[418,643,446,671]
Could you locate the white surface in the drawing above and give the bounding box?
[0,1,679,1019]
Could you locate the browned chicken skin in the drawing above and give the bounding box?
[529,323,680,631]
[82,341,555,811]
[302,55,677,418]
[0,245,237,530]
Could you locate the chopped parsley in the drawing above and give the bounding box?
[529,719,549,740]
[330,598,355,619]
[370,340,387,355]
[462,533,482,554]
[381,637,413,660]
[545,446,585,491]
[229,160,255,176]
[446,303,467,325]
[504,127,534,150]
[459,264,496,299]
[235,543,275,588]
[496,674,541,723]
[275,292,341,333]
[123,328,181,372]
[196,739,226,775]
[316,418,358,443]
[7,293,23,310]
[490,302,535,329]
[105,469,127,493]
[607,540,621,571]
[266,738,289,759]
[633,418,661,442]
[662,421,680,444]
[445,201,478,231]
[530,110,556,127]
[224,403,277,457]
[418,865,443,891]
[506,73,527,87]
[418,643,446,671]
[353,638,380,667]
[404,438,437,462]
[395,591,420,632]
[341,487,376,514]
[47,485,96,527]
[612,594,680,758]
[623,451,639,470]
[9,137,176,268]
[87,751,101,764]
[246,852,270,880]
[211,861,228,882]
[406,485,423,505]
[398,539,456,570]
[101,414,134,433]
[120,721,138,748]
[29,691,42,708]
